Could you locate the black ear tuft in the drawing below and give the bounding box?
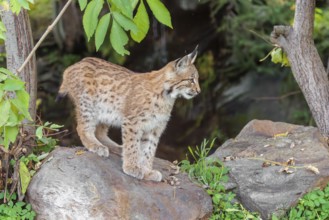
[189,45,198,64]
[175,45,199,71]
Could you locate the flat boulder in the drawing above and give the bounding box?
[212,119,329,219]
[27,147,212,220]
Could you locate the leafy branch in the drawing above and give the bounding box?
[80,0,172,55]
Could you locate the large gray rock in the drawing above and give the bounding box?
[212,119,329,219]
[27,147,212,220]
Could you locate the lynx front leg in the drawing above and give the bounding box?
[121,124,144,179]
[140,127,165,182]
[77,122,109,157]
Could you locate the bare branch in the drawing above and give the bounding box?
[17,0,73,73]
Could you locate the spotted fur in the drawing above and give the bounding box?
[59,47,200,181]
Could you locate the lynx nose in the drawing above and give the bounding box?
[196,85,201,94]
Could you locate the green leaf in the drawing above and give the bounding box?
[131,0,139,9]
[49,123,64,129]
[0,99,10,127]
[0,67,17,78]
[17,0,30,10]
[10,0,22,14]
[131,0,149,43]
[4,126,19,149]
[111,0,133,18]
[10,90,32,121]
[146,0,172,28]
[36,126,43,140]
[78,0,87,11]
[82,0,104,41]
[95,13,111,51]
[19,161,31,194]
[110,20,130,56]
[112,11,137,34]
[271,47,283,64]
[0,21,7,41]
[3,79,25,91]
[0,72,7,81]
[6,109,19,126]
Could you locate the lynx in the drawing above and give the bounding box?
[58,47,200,181]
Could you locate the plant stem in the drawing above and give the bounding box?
[17,0,73,73]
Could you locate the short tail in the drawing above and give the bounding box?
[56,83,68,102]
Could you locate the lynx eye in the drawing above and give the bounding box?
[189,78,195,84]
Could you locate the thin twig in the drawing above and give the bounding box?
[253,90,301,101]
[17,0,73,73]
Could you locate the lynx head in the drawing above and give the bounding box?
[164,46,201,99]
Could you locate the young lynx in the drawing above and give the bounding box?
[59,47,200,181]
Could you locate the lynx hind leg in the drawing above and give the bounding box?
[77,122,109,157]
[95,124,122,148]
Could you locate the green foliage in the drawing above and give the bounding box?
[180,139,260,219]
[0,68,32,149]
[0,193,36,220]
[35,121,63,153]
[79,0,172,55]
[276,184,329,220]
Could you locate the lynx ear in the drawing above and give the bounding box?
[175,45,199,70]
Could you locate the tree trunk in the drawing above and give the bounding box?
[270,0,329,137]
[1,9,37,151]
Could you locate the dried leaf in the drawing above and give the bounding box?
[263,144,270,148]
[75,150,85,155]
[290,143,295,148]
[273,131,289,138]
[279,166,294,174]
[286,157,295,166]
[223,156,236,161]
[306,165,320,174]
[262,161,272,167]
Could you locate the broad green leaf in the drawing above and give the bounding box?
[112,11,137,34]
[95,13,111,51]
[3,126,18,149]
[131,0,149,43]
[110,20,130,56]
[10,0,22,14]
[78,0,87,11]
[82,0,104,41]
[19,161,31,194]
[0,68,17,78]
[10,90,32,121]
[0,99,10,127]
[111,0,133,18]
[131,0,139,9]
[36,126,43,139]
[0,73,7,81]
[146,0,172,28]
[3,78,25,91]
[17,0,30,10]
[6,109,19,126]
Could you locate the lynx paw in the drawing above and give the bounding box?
[123,165,144,179]
[90,145,109,157]
[144,170,162,182]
